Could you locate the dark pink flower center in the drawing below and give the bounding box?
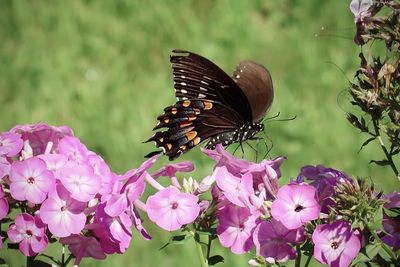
[294,204,304,212]
[25,229,33,236]
[239,223,245,231]
[331,241,339,250]
[27,176,35,184]
[61,206,67,212]
[171,201,179,210]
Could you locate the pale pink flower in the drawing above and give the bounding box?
[0,132,23,157]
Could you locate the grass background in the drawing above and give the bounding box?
[0,1,398,266]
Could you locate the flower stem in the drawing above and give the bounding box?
[372,119,399,182]
[295,245,302,267]
[304,253,312,267]
[194,232,208,267]
[26,256,34,267]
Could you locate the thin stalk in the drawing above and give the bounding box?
[61,244,65,267]
[26,256,34,267]
[304,253,312,267]
[206,235,213,262]
[295,245,302,267]
[372,119,399,181]
[194,233,208,267]
[370,228,397,261]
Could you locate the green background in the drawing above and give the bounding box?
[0,1,398,266]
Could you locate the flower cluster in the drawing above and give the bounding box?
[0,123,157,265]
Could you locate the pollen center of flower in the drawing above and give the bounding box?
[61,206,67,212]
[25,229,33,236]
[27,176,35,184]
[294,204,304,212]
[239,223,245,231]
[331,241,339,250]
[171,201,179,209]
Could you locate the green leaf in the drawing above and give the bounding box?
[32,260,52,267]
[377,246,391,262]
[370,159,390,166]
[351,243,381,265]
[196,228,217,236]
[208,255,224,265]
[358,137,376,153]
[368,207,383,231]
[159,234,192,250]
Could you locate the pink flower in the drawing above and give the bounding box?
[271,184,320,229]
[253,219,305,263]
[0,156,10,179]
[40,184,87,237]
[60,235,106,265]
[7,213,48,256]
[146,186,200,231]
[217,205,259,254]
[215,166,254,208]
[312,220,361,267]
[58,165,101,202]
[152,161,194,178]
[58,136,89,164]
[10,157,55,204]
[0,186,9,220]
[11,123,73,156]
[0,132,23,157]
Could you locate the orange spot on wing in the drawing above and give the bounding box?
[203,101,213,110]
[180,121,192,128]
[171,108,177,114]
[180,145,186,151]
[188,115,196,121]
[166,143,172,150]
[185,131,197,141]
[159,138,164,143]
[193,137,201,145]
[183,100,191,107]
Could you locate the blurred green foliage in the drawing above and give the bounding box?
[0,0,398,266]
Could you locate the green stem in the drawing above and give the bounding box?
[206,235,212,262]
[61,244,65,267]
[26,256,34,267]
[295,245,302,267]
[372,119,399,181]
[194,233,208,267]
[304,253,312,267]
[370,229,397,261]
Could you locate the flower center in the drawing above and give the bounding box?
[61,206,67,212]
[294,204,304,212]
[331,241,339,250]
[171,201,179,210]
[27,176,35,184]
[239,223,245,231]
[25,229,33,237]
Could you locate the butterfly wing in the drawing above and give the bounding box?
[146,50,254,160]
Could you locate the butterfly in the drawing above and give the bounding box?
[145,49,274,160]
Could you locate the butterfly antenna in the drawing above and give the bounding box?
[261,112,281,123]
[314,25,353,41]
[267,114,297,123]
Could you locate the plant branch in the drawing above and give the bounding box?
[193,232,208,267]
[295,245,302,267]
[372,119,399,181]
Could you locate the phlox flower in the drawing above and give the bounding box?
[11,123,73,156]
[382,192,400,248]
[217,204,259,254]
[58,165,101,202]
[215,166,254,208]
[0,186,9,220]
[7,213,48,256]
[0,156,10,179]
[40,184,87,237]
[0,132,23,157]
[253,219,305,263]
[271,184,320,229]
[312,220,361,267]
[60,235,106,265]
[94,204,132,253]
[350,0,373,21]
[58,136,89,164]
[146,186,200,231]
[10,157,55,204]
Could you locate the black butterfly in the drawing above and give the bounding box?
[145,49,274,160]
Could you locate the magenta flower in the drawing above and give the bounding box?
[60,235,106,265]
[271,184,320,229]
[217,205,259,254]
[382,192,400,248]
[152,161,194,178]
[350,0,372,21]
[312,220,361,267]
[0,132,23,157]
[38,154,71,174]
[11,123,73,156]
[10,157,55,204]
[0,186,9,220]
[253,219,305,263]
[0,156,10,179]
[146,186,200,231]
[95,204,132,253]
[58,165,101,202]
[7,213,48,256]
[40,184,87,237]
